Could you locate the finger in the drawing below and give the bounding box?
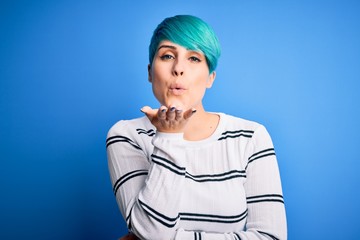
[167,106,176,120]
[183,108,197,120]
[141,106,158,120]
[157,106,167,120]
[175,109,183,121]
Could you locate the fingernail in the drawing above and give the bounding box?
[161,108,166,112]
[140,108,145,113]
[192,109,197,113]
[176,109,182,113]
[170,107,176,112]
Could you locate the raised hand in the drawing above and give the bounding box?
[141,105,196,133]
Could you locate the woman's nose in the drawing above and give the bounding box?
[174,70,184,76]
[172,60,184,76]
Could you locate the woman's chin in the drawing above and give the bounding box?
[162,101,186,110]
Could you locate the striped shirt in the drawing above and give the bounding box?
[107,113,287,240]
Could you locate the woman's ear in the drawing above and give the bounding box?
[206,71,216,88]
[148,64,152,83]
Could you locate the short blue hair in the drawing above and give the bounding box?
[149,15,221,73]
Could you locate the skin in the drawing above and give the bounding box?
[142,40,219,140]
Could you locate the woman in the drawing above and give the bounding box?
[107,15,287,240]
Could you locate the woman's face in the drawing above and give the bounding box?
[148,40,216,110]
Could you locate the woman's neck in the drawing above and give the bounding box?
[183,108,220,141]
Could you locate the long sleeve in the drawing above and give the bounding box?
[241,125,287,239]
[107,121,187,240]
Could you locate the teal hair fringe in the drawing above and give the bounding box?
[149,15,221,73]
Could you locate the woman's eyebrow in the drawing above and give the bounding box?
[157,44,177,51]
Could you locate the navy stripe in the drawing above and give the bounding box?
[151,156,246,182]
[113,169,148,192]
[151,154,185,172]
[152,155,245,183]
[106,135,141,150]
[221,130,254,135]
[152,159,185,176]
[138,199,178,228]
[246,148,276,169]
[247,199,284,204]
[258,231,279,240]
[218,133,253,141]
[106,135,134,144]
[180,209,247,224]
[180,214,247,224]
[248,152,276,165]
[186,169,246,179]
[247,194,283,200]
[113,170,148,195]
[181,210,247,219]
[198,232,202,240]
[185,171,246,182]
[128,202,248,229]
[139,199,179,223]
[248,148,274,160]
[194,232,197,240]
[136,128,155,136]
[106,139,142,150]
[246,153,276,170]
[141,208,177,228]
[234,233,241,240]
[247,194,284,204]
[234,233,242,240]
[126,205,134,230]
[151,154,186,175]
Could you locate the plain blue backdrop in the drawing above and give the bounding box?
[1,0,360,239]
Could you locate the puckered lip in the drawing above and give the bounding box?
[169,83,187,95]
[170,83,187,90]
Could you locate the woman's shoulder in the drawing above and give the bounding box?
[218,113,274,146]
[215,113,272,148]
[218,112,263,132]
[107,116,155,138]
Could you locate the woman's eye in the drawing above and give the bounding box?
[189,56,201,62]
[160,54,174,60]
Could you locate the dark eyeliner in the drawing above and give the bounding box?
[190,56,201,62]
[160,54,174,60]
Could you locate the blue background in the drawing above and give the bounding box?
[1,0,360,239]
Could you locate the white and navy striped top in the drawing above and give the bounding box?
[107,113,287,240]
